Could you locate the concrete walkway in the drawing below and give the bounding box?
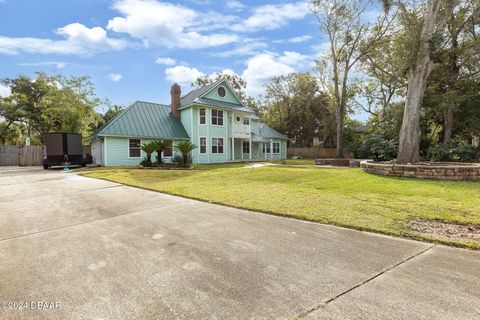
[0,167,479,319]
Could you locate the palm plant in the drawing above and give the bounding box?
[152,140,167,164]
[174,141,197,166]
[140,142,157,165]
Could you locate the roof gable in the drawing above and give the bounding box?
[93,101,189,140]
[179,78,253,113]
[202,80,243,105]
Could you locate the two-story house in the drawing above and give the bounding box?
[91,79,288,165]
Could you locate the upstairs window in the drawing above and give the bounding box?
[163,140,173,157]
[243,117,250,125]
[273,142,280,154]
[243,141,250,154]
[200,137,206,154]
[211,109,224,126]
[212,138,224,154]
[199,108,206,125]
[262,143,271,154]
[129,139,141,158]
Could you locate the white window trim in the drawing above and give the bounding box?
[162,140,174,158]
[128,138,142,159]
[242,140,250,154]
[199,107,206,125]
[199,137,207,154]
[262,142,271,154]
[217,86,228,99]
[272,142,280,154]
[211,109,224,127]
[211,137,225,154]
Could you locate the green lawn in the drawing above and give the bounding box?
[80,165,480,249]
[270,158,316,165]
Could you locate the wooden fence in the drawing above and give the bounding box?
[0,145,45,166]
[0,145,92,166]
[287,147,349,159]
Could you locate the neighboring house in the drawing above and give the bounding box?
[91,79,288,165]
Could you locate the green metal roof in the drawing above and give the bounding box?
[93,101,189,140]
[180,81,219,106]
[251,132,269,143]
[259,124,288,140]
[193,97,253,113]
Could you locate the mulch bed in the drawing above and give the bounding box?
[408,219,480,243]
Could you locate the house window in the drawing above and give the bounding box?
[262,143,271,154]
[243,117,250,125]
[200,137,206,154]
[199,108,206,125]
[212,109,224,126]
[163,140,173,157]
[243,141,250,154]
[212,138,224,154]
[273,142,280,154]
[129,139,141,158]
[217,86,227,98]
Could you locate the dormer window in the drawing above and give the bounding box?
[217,86,227,98]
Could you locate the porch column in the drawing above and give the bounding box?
[270,139,273,160]
[249,116,252,160]
[231,137,234,160]
[241,139,244,160]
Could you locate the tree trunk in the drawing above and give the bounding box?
[397,0,441,164]
[443,108,454,143]
[335,104,345,158]
[442,0,459,144]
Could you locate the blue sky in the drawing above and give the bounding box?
[0,0,369,120]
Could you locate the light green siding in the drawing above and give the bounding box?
[257,139,286,160]
[203,82,242,104]
[187,106,230,164]
[251,119,260,135]
[104,136,182,166]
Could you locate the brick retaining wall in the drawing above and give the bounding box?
[360,161,480,181]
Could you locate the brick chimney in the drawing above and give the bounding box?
[170,83,181,118]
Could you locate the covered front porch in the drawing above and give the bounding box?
[229,135,274,161]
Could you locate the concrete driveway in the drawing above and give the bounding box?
[1,167,479,320]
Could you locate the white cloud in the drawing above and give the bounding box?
[232,1,310,32]
[165,66,204,86]
[226,0,245,11]
[19,61,68,68]
[242,53,296,96]
[0,23,127,55]
[311,41,331,55]
[155,57,176,66]
[288,35,312,43]
[278,51,311,67]
[107,0,238,49]
[215,39,268,57]
[107,73,123,82]
[0,84,10,97]
[273,35,313,44]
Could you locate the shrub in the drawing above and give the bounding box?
[171,155,192,167]
[358,134,398,161]
[140,142,156,163]
[427,142,480,162]
[140,158,152,167]
[174,141,197,166]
